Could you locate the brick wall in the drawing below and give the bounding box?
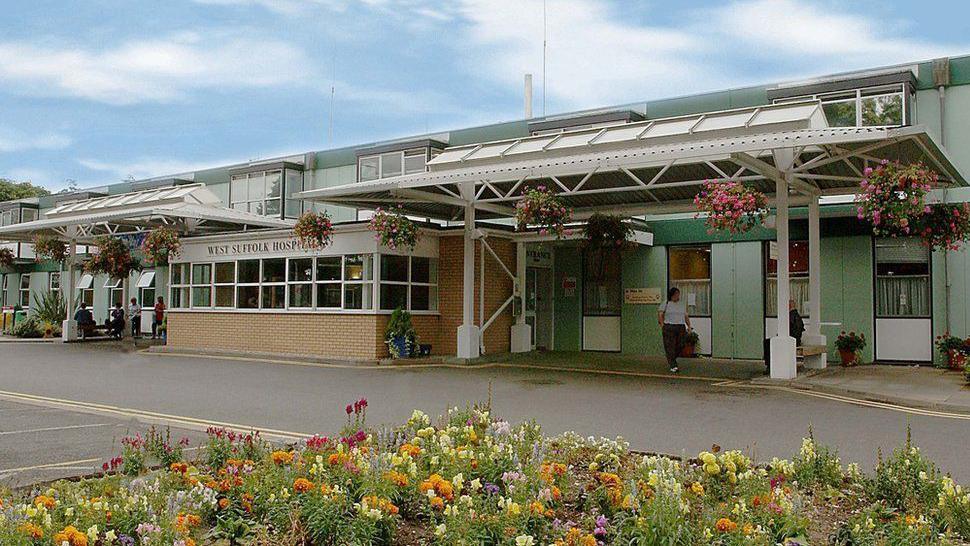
[168,312,442,360]
[438,234,516,355]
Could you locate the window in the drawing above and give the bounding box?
[104,277,124,309]
[344,254,374,310]
[76,273,95,307]
[668,246,712,317]
[765,241,809,317]
[776,84,906,127]
[316,256,342,308]
[237,259,260,309]
[137,271,156,308]
[0,210,12,226]
[261,258,285,309]
[358,149,428,182]
[49,272,61,293]
[21,208,37,223]
[409,256,437,311]
[214,263,235,308]
[582,249,621,316]
[170,264,190,309]
[19,275,30,307]
[875,238,930,317]
[230,170,283,217]
[191,263,212,307]
[288,258,313,308]
[1,274,6,306]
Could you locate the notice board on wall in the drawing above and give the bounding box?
[623,287,662,305]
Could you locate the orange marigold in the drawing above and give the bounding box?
[170,462,189,474]
[53,526,87,546]
[271,450,295,465]
[399,443,421,457]
[715,518,739,533]
[293,478,314,493]
[34,495,56,509]
[218,498,230,510]
[429,496,445,510]
[384,470,409,487]
[18,522,44,539]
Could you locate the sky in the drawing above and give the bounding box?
[1,0,969,192]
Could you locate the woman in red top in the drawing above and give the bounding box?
[152,296,166,339]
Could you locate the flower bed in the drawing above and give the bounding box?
[1,406,967,545]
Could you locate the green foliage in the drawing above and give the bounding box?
[0,178,50,202]
[868,428,942,513]
[31,289,66,325]
[582,213,634,250]
[384,307,417,358]
[10,316,42,338]
[791,428,844,489]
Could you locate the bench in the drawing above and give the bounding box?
[78,323,113,340]
[797,344,827,370]
[796,345,826,357]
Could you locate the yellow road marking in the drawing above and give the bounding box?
[0,390,310,441]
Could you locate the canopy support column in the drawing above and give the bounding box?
[770,150,797,380]
[511,241,532,352]
[62,238,78,342]
[802,195,827,369]
[457,187,481,359]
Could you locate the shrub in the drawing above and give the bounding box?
[31,289,66,326]
[10,316,42,338]
[868,428,942,513]
[85,235,141,280]
[582,213,633,249]
[791,429,844,489]
[0,246,14,269]
[384,307,417,358]
[835,331,867,353]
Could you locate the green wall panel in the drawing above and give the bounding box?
[621,246,666,356]
[711,242,764,359]
[553,246,582,351]
[819,236,874,363]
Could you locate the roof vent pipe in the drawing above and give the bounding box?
[524,73,533,119]
[932,57,951,335]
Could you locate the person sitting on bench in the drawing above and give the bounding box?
[108,302,126,339]
[74,302,95,339]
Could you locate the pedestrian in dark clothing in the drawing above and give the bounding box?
[658,287,691,373]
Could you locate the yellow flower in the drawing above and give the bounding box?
[691,482,705,495]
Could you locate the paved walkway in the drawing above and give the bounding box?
[779,365,970,414]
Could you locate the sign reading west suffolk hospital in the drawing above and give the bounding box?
[205,239,305,257]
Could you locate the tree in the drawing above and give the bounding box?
[0,178,50,202]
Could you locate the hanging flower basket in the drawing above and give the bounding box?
[693,181,769,234]
[582,213,634,250]
[0,247,14,269]
[916,203,970,251]
[514,185,571,238]
[856,160,936,237]
[85,235,141,280]
[141,228,182,266]
[33,234,69,264]
[294,211,335,250]
[369,207,419,251]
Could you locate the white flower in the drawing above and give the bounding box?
[515,535,535,546]
[434,523,447,537]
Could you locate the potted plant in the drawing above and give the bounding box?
[935,333,968,370]
[0,246,14,269]
[835,331,867,366]
[385,307,418,359]
[514,185,571,239]
[369,207,419,251]
[917,203,970,251]
[294,211,334,250]
[582,213,634,249]
[141,228,182,266]
[32,233,69,264]
[681,330,700,358]
[693,181,769,234]
[85,235,142,281]
[856,160,935,237]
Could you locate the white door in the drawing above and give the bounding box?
[525,267,553,350]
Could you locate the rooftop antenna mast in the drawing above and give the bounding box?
[328,37,336,145]
[542,0,547,116]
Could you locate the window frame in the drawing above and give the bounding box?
[229,169,284,219]
[18,274,30,307]
[773,83,908,127]
[49,272,61,293]
[137,270,156,310]
[666,245,713,318]
[764,240,810,318]
[357,148,429,182]
[874,237,932,319]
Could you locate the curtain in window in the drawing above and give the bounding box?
[766,278,810,316]
[876,276,930,317]
[670,280,711,316]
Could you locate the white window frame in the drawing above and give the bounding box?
[19,274,31,307]
[342,254,374,310]
[314,255,343,310]
[378,254,438,312]
[357,148,429,182]
[1,274,7,306]
[49,272,61,293]
[260,258,287,310]
[76,273,95,307]
[667,245,712,318]
[169,264,190,309]
[104,276,124,310]
[286,257,314,309]
[137,271,156,310]
[213,262,236,309]
[229,170,283,218]
[191,262,213,308]
[235,259,261,310]
[773,84,907,127]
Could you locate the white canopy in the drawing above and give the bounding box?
[297,100,965,221]
[0,184,292,243]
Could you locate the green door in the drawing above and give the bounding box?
[711,242,764,359]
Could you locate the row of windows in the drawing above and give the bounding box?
[775,84,907,128]
[169,254,438,312]
[0,208,38,226]
[358,149,430,182]
[666,237,931,319]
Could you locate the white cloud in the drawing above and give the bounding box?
[0,32,313,105]
[78,157,229,180]
[451,0,969,110]
[454,0,709,108]
[0,127,72,153]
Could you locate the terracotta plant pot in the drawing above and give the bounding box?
[680,343,696,358]
[838,349,857,366]
[947,350,967,371]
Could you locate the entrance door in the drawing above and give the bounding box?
[582,248,622,351]
[526,267,553,350]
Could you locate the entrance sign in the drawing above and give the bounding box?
[624,287,662,304]
[526,247,553,267]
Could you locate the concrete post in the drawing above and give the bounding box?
[62,239,78,342]
[770,150,797,379]
[802,195,827,369]
[456,192,481,359]
[510,241,532,352]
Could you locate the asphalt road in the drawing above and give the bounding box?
[0,342,968,484]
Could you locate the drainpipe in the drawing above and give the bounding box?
[933,58,951,333]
